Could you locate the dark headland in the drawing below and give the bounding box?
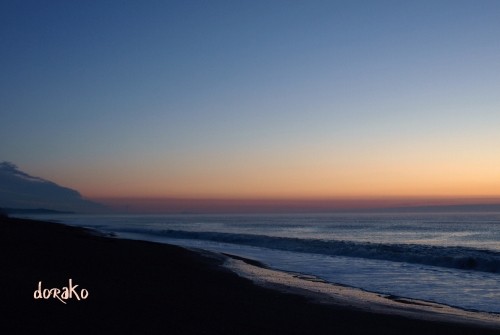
[1,215,498,335]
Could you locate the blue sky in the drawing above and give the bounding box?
[1,1,500,205]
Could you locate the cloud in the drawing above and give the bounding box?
[0,162,106,213]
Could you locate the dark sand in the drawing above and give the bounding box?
[1,216,499,334]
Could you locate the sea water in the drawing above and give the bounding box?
[23,212,500,313]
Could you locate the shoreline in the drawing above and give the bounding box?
[223,254,500,329]
[1,215,499,334]
[115,229,500,320]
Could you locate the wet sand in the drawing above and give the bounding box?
[1,215,499,334]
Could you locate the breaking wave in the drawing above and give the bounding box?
[117,228,500,274]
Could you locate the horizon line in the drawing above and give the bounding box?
[89,196,500,214]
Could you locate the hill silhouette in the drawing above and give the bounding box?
[0,162,105,213]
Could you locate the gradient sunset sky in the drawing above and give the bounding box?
[2,1,500,211]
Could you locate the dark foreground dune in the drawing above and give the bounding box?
[1,215,499,335]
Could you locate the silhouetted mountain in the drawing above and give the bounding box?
[0,162,106,213]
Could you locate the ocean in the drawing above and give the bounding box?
[23,212,500,314]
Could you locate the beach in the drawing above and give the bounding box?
[1,215,499,335]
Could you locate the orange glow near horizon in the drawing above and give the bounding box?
[66,154,500,200]
[38,134,500,210]
[80,163,500,212]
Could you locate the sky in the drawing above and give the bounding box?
[1,1,500,212]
